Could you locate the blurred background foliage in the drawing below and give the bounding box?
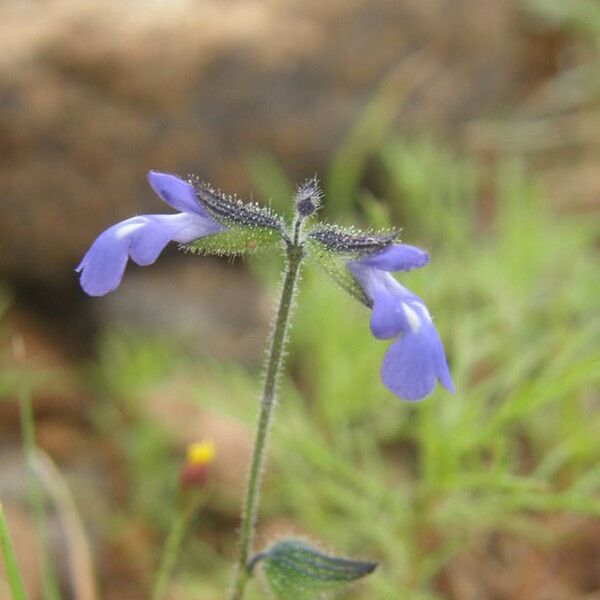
[1,0,599,599]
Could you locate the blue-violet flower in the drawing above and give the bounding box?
[348,244,454,400]
[76,171,225,296]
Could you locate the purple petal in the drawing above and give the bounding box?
[358,244,429,272]
[370,285,404,339]
[76,212,223,296]
[128,213,222,265]
[76,220,134,297]
[348,264,418,340]
[381,318,454,401]
[147,171,209,218]
[348,261,454,399]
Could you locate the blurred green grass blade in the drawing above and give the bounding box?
[248,151,295,216]
[570,464,600,497]
[0,503,27,600]
[481,354,599,439]
[360,191,392,229]
[521,0,600,39]
[326,53,436,213]
[19,388,63,600]
[379,136,479,247]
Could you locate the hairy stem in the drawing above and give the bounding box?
[151,494,202,600]
[229,238,303,600]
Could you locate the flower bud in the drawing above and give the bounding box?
[180,440,215,490]
[294,177,323,218]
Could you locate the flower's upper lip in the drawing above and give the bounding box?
[353,243,429,272]
[147,170,210,217]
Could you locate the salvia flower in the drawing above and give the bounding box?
[307,226,454,401]
[76,172,226,296]
[77,171,285,296]
[348,244,454,400]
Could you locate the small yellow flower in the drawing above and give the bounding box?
[186,440,216,467]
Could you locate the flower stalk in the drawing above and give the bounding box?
[152,441,214,600]
[151,494,203,600]
[229,221,304,600]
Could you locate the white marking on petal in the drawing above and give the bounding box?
[402,302,422,334]
[115,221,145,240]
[413,301,433,323]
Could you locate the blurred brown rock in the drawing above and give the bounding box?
[98,258,271,364]
[0,0,522,284]
[0,309,91,429]
[438,522,600,600]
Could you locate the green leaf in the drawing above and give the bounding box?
[257,539,377,599]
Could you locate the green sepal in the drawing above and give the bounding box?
[191,178,285,232]
[305,238,371,306]
[256,539,378,600]
[307,224,398,256]
[184,224,284,258]
[180,178,287,257]
[304,224,398,306]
